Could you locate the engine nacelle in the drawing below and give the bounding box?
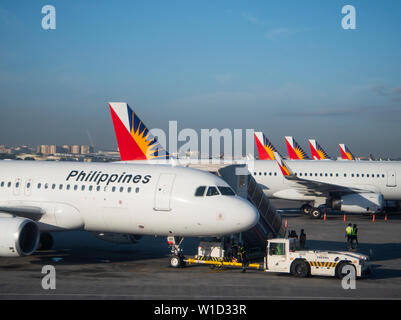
[332,193,384,214]
[93,232,142,244]
[0,217,40,257]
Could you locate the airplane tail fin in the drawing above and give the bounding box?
[254,132,280,160]
[109,102,170,161]
[285,136,309,160]
[308,139,330,160]
[339,144,355,160]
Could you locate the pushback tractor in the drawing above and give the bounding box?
[175,238,371,279]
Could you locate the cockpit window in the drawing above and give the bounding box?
[195,186,206,197]
[206,186,220,196]
[217,186,235,196]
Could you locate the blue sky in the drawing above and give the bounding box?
[0,0,401,158]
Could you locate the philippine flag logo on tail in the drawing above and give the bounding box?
[254,132,280,160]
[285,136,309,160]
[308,139,330,160]
[109,102,170,161]
[339,144,355,160]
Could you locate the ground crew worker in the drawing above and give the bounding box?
[231,241,238,261]
[299,229,306,249]
[351,224,359,248]
[345,223,353,249]
[239,244,248,273]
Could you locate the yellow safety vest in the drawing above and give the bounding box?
[346,226,352,235]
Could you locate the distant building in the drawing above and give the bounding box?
[61,145,70,153]
[81,145,93,154]
[71,145,81,154]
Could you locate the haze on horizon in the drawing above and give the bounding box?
[1,0,401,158]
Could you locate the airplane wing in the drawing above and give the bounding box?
[0,205,44,221]
[273,152,373,196]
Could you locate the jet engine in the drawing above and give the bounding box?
[0,217,40,257]
[93,232,142,244]
[332,193,384,214]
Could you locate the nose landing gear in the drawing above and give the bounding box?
[167,236,186,268]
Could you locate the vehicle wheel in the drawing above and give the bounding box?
[291,260,310,277]
[310,208,322,219]
[300,204,312,215]
[169,255,183,268]
[37,232,54,251]
[335,261,355,279]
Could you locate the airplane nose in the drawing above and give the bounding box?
[234,198,259,231]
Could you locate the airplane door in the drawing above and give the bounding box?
[154,173,176,211]
[387,170,396,187]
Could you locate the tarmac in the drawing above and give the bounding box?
[1,200,401,300]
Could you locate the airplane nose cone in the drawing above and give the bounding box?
[234,198,259,231]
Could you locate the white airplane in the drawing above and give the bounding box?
[0,160,259,261]
[252,152,400,218]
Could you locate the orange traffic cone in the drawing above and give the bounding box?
[372,214,376,222]
[385,214,388,222]
[343,213,347,222]
[323,210,327,221]
[285,217,288,229]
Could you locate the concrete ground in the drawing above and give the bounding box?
[0,200,401,300]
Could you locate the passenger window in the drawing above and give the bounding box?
[7,182,11,188]
[195,186,206,197]
[206,186,220,196]
[59,184,63,190]
[112,186,116,192]
[96,186,100,192]
[274,172,277,176]
[27,182,31,188]
[135,187,140,193]
[74,185,78,191]
[330,173,333,177]
[67,184,70,190]
[127,187,132,193]
[81,185,85,191]
[16,182,20,188]
[120,187,124,192]
[37,183,41,189]
[45,183,49,189]
[344,174,347,177]
[217,186,235,196]
[89,186,93,191]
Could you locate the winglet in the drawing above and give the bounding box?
[273,152,292,176]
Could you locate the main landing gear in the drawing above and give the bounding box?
[300,204,324,219]
[167,236,186,268]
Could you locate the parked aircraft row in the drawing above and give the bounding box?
[254,132,356,161]
[1,101,399,260]
[109,102,401,221]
